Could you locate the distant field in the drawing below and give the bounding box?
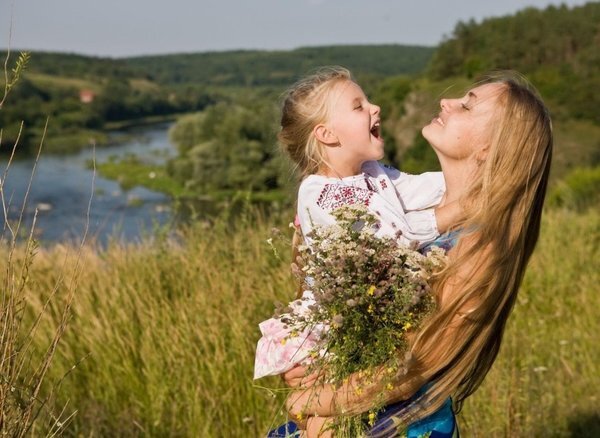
[25,72,101,92]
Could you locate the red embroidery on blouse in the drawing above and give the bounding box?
[316,184,373,211]
[379,179,388,189]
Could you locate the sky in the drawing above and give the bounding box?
[0,0,592,58]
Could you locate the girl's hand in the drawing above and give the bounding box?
[283,365,320,388]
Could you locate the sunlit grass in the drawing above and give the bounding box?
[458,208,600,436]
[12,207,600,437]
[24,72,101,93]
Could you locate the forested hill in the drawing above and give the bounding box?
[427,2,600,123]
[123,45,434,86]
[13,51,136,79]
[16,45,434,87]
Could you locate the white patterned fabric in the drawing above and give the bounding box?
[297,161,445,248]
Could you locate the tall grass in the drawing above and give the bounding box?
[10,205,598,437]
[21,212,296,436]
[1,49,81,436]
[458,208,599,436]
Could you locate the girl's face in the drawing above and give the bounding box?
[323,80,384,174]
[422,82,505,163]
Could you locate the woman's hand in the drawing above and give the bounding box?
[286,383,336,419]
[283,365,320,388]
[305,416,333,437]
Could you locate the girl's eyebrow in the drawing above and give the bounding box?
[468,91,477,99]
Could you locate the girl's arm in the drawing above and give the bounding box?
[378,164,462,235]
[377,163,445,211]
[431,200,461,235]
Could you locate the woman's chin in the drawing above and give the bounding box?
[421,123,434,139]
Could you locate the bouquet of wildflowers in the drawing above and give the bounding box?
[278,204,447,435]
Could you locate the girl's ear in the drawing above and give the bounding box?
[313,124,339,146]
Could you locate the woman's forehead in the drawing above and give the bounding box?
[468,82,506,101]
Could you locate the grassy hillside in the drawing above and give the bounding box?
[5,205,598,436]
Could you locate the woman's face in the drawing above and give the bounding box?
[422,82,505,163]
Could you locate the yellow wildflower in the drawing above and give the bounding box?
[386,383,394,391]
[367,285,376,296]
[368,411,377,425]
[368,304,374,314]
[403,322,412,331]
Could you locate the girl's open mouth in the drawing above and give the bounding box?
[370,122,381,138]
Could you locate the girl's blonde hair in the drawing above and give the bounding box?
[350,72,553,432]
[279,66,352,177]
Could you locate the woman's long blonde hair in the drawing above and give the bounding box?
[357,72,553,432]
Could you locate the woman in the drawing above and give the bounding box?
[282,71,553,437]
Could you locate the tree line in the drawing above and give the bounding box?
[428,2,600,124]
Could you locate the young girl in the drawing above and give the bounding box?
[254,67,458,380]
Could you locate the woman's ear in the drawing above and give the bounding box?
[313,124,339,146]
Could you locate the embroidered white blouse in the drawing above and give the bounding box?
[253,162,446,379]
[297,161,445,247]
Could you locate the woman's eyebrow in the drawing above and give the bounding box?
[468,91,478,99]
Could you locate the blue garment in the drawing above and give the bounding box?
[367,389,458,438]
[267,422,301,438]
[268,232,461,438]
[420,230,460,255]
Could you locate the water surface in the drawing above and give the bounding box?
[0,123,175,245]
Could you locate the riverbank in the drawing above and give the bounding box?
[0,115,188,158]
[95,153,292,206]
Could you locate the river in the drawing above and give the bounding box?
[0,123,175,245]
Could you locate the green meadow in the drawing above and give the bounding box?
[2,202,598,437]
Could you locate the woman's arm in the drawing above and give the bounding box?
[285,368,425,419]
[285,237,485,418]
